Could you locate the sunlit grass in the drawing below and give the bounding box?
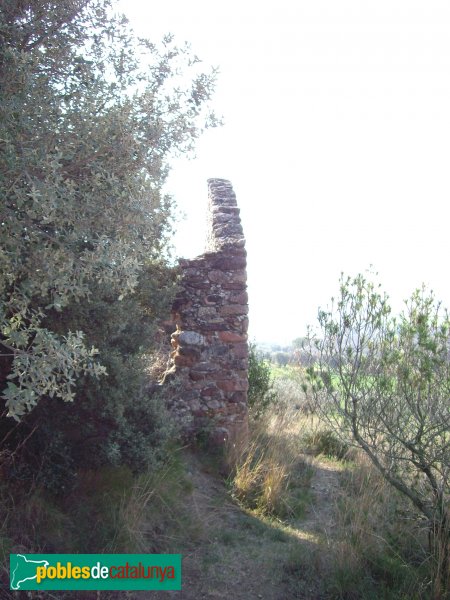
[229,406,314,519]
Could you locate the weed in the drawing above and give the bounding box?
[303,428,349,460]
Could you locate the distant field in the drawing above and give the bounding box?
[269,363,304,380]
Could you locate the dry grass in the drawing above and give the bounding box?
[325,451,432,599]
[229,406,313,518]
[112,455,200,554]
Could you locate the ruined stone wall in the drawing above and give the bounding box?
[168,179,249,444]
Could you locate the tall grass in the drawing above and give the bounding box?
[0,449,199,596]
[325,452,432,599]
[229,406,313,519]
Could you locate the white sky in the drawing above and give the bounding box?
[118,0,450,345]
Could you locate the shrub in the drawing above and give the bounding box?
[273,375,314,413]
[326,453,430,599]
[308,274,450,594]
[247,343,278,418]
[0,0,217,419]
[0,260,178,493]
[303,429,349,460]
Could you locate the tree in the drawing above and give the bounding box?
[307,273,450,596]
[0,0,218,419]
[273,351,290,367]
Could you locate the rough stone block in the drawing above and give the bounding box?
[205,294,223,305]
[178,331,206,346]
[201,386,219,397]
[232,343,248,358]
[198,322,228,332]
[211,256,247,270]
[229,292,248,304]
[198,306,217,318]
[229,391,246,403]
[217,379,248,392]
[220,304,249,317]
[208,270,228,284]
[191,362,218,373]
[206,399,221,410]
[178,346,201,361]
[173,354,197,367]
[222,282,246,291]
[189,371,205,382]
[218,331,248,343]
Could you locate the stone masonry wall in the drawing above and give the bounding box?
[168,178,249,444]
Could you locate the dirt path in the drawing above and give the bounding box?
[141,454,343,600]
[302,459,343,537]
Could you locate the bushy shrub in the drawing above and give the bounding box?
[0,261,178,493]
[0,0,217,418]
[303,428,349,460]
[247,344,278,418]
[272,376,313,413]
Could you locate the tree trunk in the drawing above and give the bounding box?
[429,508,450,599]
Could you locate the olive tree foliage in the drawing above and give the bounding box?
[0,0,218,419]
[307,273,450,587]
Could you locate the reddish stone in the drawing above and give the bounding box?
[216,380,236,393]
[189,371,205,382]
[232,343,248,358]
[201,386,219,397]
[217,380,248,392]
[174,354,196,367]
[218,331,248,343]
[222,282,246,291]
[220,305,248,317]
[230,359,249,371]
[230,292,248,304]
[229,392,246,403]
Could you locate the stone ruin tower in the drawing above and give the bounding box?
[168,178,249,445]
